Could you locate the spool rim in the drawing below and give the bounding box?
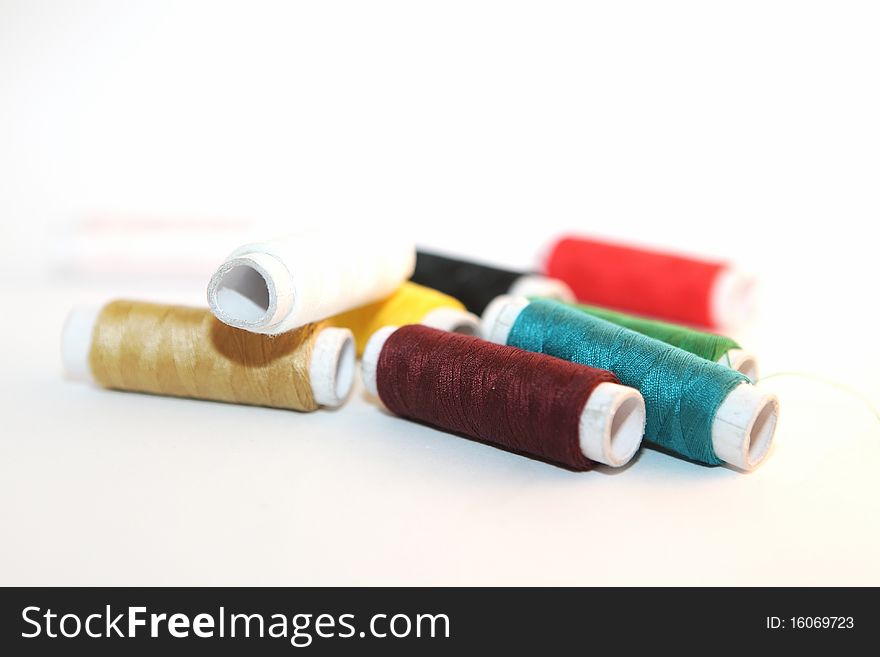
[207,253,293,333]
[420,307,481,336]
[579,382,645,467]
[361,326,399,399]
[61,305,102,383]
[309,327,357,407]
[711,383,779,470]
[720,348,760,381]
[480,295,529,343]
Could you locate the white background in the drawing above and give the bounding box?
[1,0,878,585]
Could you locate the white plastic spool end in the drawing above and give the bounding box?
[507,274,575,302]
[480,294,529,342]
[361,326,399,398]
[710,268,757,330]
[420,307,481,335]
[711,382,779,470]
[580,382,645,467]
[207,252,295,334]
[309,327,356,407]
[719,348,759,381]
[61,305,102,384]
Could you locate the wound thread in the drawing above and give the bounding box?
[545,300,741,364]
[411,251,524,315]
[373,324,621,470]
[545,235,736,328]
[208,229,416,335]
[88,300,325,411]
[506,299,749,465]
[329,282,474,355]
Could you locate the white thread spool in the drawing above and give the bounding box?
[481,295,778,471]
[207,230,416,335]
[362,326,646,468]
[60,305,357,408]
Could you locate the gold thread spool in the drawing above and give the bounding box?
[63,300,355,410]
[327,282,479,355]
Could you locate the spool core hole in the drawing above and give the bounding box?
[609,394,644,461]
[748,399,777,466]
[336,336,356,399]
[215,264,271,322]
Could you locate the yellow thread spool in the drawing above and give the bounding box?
[327,282,479,355]
[61,300,356,410]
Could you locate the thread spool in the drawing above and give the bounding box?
[544,235,756,329]
[207,230,416,335]
[328,282,478,356]
[483,296,778,470]
[543,300,758,379]
[62,300,355,410]
[411,250,574,315]
[51,215,259,279]
[362,325,646,469]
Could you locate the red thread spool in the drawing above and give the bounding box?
[544,236,755,329]
[362,325,645,470]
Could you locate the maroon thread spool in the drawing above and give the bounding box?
[362,325,646,470]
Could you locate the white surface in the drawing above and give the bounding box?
[51,220,256,278]
[1,0,879,586]
[208,232,416,334]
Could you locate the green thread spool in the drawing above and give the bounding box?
[535,300,757,379]
[483,296,779,470]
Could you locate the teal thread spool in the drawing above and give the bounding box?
[483,297,779,470]
[538,300,758,379]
